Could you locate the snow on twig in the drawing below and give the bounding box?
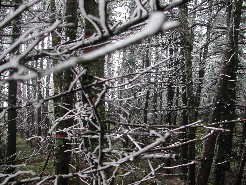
[39,12,168,79]
[0,171,35,185]
[0,0,42,29]
[81,12,165,63]
[110,130,170,165]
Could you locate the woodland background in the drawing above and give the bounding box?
[0,0,245,184]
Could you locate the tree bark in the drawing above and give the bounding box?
[180,69,189,181]
[214,0,243,182]
[83,0,107,183]
[195,1,212,121]
[6,0,21,174]
[179,3,196,184]
[235,120,246,185]
[6,73,17,174]
[51,0,78,184]
[166,42,175,126]
[196,0,243,184]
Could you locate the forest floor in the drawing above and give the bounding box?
[15,134,240,184]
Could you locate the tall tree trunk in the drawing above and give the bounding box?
[240,110,246,153]
[37,75,42,138]
[195,1,212,121]
[37,39,45,138]
[51,0,78,184]
[172,86,179,126]
[83,0,105,126]
[44,71,51,136]
[143,38,150,126]
[143,90,150,125]
[83,1,106,183]
[179,3,196,184]
[6,0,21,174]
[6,73,17,174]
[166,42,175,125]
[165,41,176,174]
[214,0,243,183]
[180,69,189,181]
[196,0,243,184]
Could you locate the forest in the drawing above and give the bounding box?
[0,0,245,184]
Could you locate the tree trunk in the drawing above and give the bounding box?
[83,0,106,183]
[235,121,246,185]
[6,0,22,174]
[214,0,243,183]
[37,39,44,138]
[196,0,243,184]
[240,119,246,154]
[6,73,17,174]
[143,90,150,125]
[195,1,212,121]
[166,42,175,125]
[165,41,176,173]
[180,70,189,181]
[179,3,196,184]
[51,0,78,184]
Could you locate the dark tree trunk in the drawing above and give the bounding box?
[6,75,17,174]
[179,3,196,184]
[180,71,188,181]
[143,38,150,125]
[196,133,217,185]
[51,0,78,184]
[240,119,246,154]
[172,86,179,126]
[6,0,21,174]
[166,81,175,125]
[143,90,150,125]
[196,0,243,184]
[234,132,246,185]
[214,0,243,183]
[165,43,175,173]
[83,1,107,183]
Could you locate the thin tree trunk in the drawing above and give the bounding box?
[172,87,179,126]
[143,38,150,125]
[235,121,246,185]
[179,3,196,184]
[37,82,42,138]
[180,71,188,181]
[165,43,175,173]
[143,90,150,125]
[240,117,246,154]
[166,81,175,124]
[166,42,175,125]
[37,39,44,138]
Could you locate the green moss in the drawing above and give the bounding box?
[16,135,33,159]
[16,134,54,175]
